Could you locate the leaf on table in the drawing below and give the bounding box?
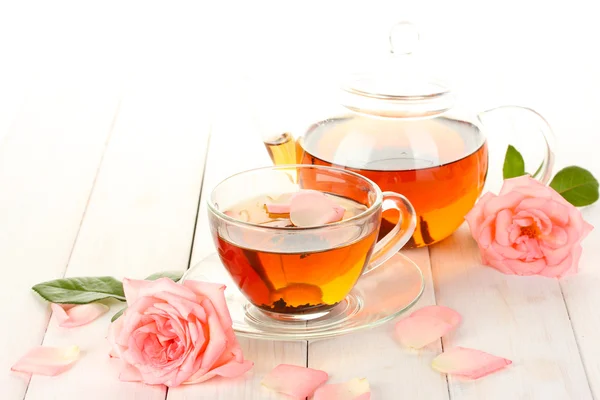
[111,307,127,322]
[261,364,328,399]
[32,277,126,304]
[144,270,184,282]
[549,166,599,206]
[11,345,80,376]
[432,347,512,379]
[51,303,109,327]
[503,145,526,179]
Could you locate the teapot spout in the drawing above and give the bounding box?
[478,105,556,184]
[263,132,299,166]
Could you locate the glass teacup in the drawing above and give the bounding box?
[208,165,417,321]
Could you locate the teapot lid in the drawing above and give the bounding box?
[340,22,455,118]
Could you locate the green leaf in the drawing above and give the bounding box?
[32,277,126,304]
[111,307,126,322]
[503,145,526,179]
[144,270,184,282]
[549,166,599,206]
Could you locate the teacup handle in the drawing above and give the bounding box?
[363,192,417,275]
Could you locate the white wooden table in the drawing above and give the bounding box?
[0,78,598,400]
[1,2,600,399]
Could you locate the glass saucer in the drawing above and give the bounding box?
[181,252,425,341]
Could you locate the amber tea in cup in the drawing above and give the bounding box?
[208,165,417,321]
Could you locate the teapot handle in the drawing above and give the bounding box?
[478,105,556,184]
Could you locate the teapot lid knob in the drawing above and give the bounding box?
[389,21,420,55]
[339,21,454,118]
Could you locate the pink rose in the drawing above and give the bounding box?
[108,277,253,387]
[465,175,593,278]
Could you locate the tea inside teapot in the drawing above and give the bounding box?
[294,114,487,248]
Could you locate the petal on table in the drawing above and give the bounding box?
[395,315,454,349]
[410,305,462,328]
[11,345,80,376]
[261,364,328,399]
[432,347,512,379]
[313,378,370,400]
[51,303,109,328]
[50,303,70,325]
[290,191,344,227]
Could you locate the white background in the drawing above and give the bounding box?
[1,0,598,175]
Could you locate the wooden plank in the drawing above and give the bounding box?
[167,102,307,400]
[23,85,210,400]
[0,89,119,400]
[560,206,599,398]
[430,223,593,400]
[308,248,450,399]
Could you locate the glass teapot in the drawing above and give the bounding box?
[247,22,555,248]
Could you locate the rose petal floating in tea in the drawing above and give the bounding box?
[11,345,80,376]
[289,191,345,227]
[264,203,292,214]
[51,303,109,328]
[313,378,371,400]
[264,192,298,214]
[265,190,316,214]
[432,347,512,379]
[224,210,250,222]
[261,364,328,399]
[395,305,461,348]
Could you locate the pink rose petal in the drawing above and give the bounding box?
[264,192,297,214]
[290,191,344,227]
[51,303,109,328]
[494,209,514,246]
[265,203,291,214]
[395,315,454,349]
[432,347,512,379]
[108,348,119,358]
[262,364,328,399]
[313,378,370,400]
[332,204,346,220]
[50,303,70,323]
[498,175,539,195]
[11,345,80,376]
[410,305,462,328]
[264,191,311,214]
